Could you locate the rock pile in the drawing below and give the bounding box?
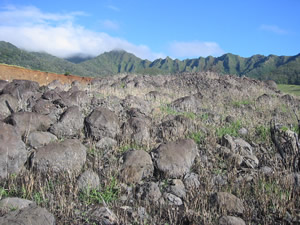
[0,72,299,224]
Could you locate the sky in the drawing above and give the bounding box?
[0,0,299,60]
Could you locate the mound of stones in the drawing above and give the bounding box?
[0,73,295,224]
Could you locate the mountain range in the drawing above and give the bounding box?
[0,41,299,84]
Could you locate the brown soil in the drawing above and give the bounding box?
[0,64,92,86]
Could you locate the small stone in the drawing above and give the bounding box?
[163,192,183,206]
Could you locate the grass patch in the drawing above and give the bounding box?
[216,120,242,137]
[278,84,300,96]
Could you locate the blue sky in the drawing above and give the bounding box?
[0,0,299,60]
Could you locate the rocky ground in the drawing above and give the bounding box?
[0,72,299,225]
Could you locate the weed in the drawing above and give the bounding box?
[216,120,242,137]
[80,176,119,205]
[188,131,205,145]
[232,99,252,107]
[255,125,270,142]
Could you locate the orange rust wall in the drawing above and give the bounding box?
[0,64,92,86]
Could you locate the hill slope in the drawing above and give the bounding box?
[0,41,300,84]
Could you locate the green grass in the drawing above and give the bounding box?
[216,120,242,137]
[278,84,300,96]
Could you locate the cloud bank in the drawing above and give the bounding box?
[259,24,288,35]
[169,41,224,58]
[0,5,164,60]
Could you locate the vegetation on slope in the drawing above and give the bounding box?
[0,41,300,84]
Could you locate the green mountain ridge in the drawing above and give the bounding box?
[0,41,299,84]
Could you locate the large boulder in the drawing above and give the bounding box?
[27,131,57,149]
[0,197,33,214]
[77,170,100,192]
[85,108,120,141]
[5,112,53,137]
[151,139,198,178]
[0,122,27,179]
[120,150,154,183]
[50,106,84,139]
[170,93,203,113]
[0,94,19,120]
[211,192,244,215]
[33,139,86,174]
[219,216,246,225]
[121,116,151,146]
[2,79,40,100]
[0,204,55,225]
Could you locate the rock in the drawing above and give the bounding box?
[151,139,198,178]
[234,138,253,155]
[221,134,236,151]
[85,108,120,141]
[0,197,33,213]
[264,80,277,90]
[169,179,186,198]
[2,79,39,100]
[67,90,90,107]
[42,89,61,101]
[27,131,57,149]
[219,216,246,225]
[137,182,162,202]
[90,206,118,225]
[260,166,273,175]
[121,150,154,183]
[0,94,18,120]
[5,112,52,138]
[0,122,27,179]
[241,154,259,169]
[121,95,150,115]
[0,204,55,225]
[77,170,100,192]
[170,93,203,113]
[238,127,248,136]
[121,115,151,145]
[156,115,195,142]
[32,99,61,121]
[211,192,244,215]
[184,172,201,190]
[225,116,235,123]
[33,139,86,174]
[50,106,84,138]
[0,80,8,92]
[163,192,183,206]
[95,137,118,149]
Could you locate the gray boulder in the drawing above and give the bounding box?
[0,204,55,225]
[170,93,203,113]
[0,122,27,179]
[219,216,246,225]
[27,131,57,149]
[0,80,8,92]
[5,112,53,138]
[33,139,86,174]
[163,192,183,206]
[2,79,39,100]
[169,179,186,198]
[0,197,33,214]
[85,108,120,141]
[95,137,117,149]
[211,192,244,215]
[136,182,162,203]
[89,207,118,225]
[50,106,84,138]
[77,170,100,192]
[121,150,154,183]
[184,172,201,190]
[0,94,18,120]
[121,116,151,145]
[151,139,198,178]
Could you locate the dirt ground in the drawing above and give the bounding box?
[0,64,92,86]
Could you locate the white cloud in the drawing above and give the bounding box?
[0,5,163,60]
[168,41,224,58]
[101,20,119,30]
[107,5,120,12]
[259,24,288,35]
